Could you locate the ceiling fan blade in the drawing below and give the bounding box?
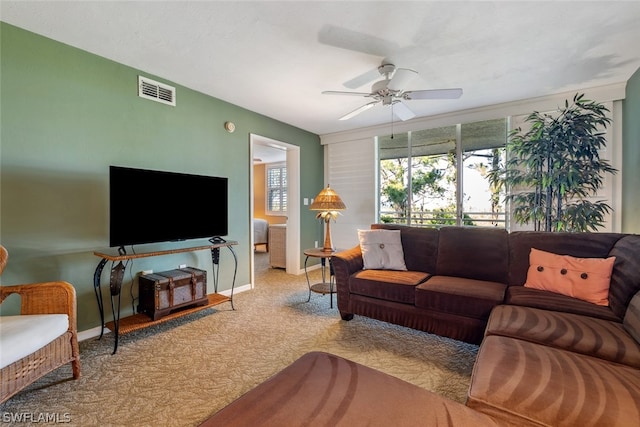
[339,101,379,121]
[318,25,399,58]
[392,101,416,121]
[404,88,463,100]
[343,68,381,89]
[322,90,371,97]
[387,68,418,92]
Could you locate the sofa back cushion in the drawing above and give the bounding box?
[435,226,509,283]
[371,224,439,273]
[608,235,640,319]
[624,291,640,345]
[508,231,620,287]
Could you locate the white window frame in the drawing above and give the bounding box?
[377,119,508,228]
[266,162,287,216]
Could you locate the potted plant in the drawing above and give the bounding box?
[490,93,617,232]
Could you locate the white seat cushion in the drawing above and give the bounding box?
[0,314,69,369]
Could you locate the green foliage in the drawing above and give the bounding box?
[490,93,617,232]
[380,157,447,219]
[427,209,476,226]
[380,215,395,223]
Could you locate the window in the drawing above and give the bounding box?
[378,119,507,227]
[460,120,507,226]
[266,163,287,215]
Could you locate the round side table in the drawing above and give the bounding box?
[303,248,337,308]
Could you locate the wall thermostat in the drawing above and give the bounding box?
[224,121,236,133]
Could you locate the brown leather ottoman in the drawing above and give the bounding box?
[199,351,506,426]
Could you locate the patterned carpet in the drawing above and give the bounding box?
[0,252,478,426]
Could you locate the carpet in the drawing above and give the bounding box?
[0,252,478,426]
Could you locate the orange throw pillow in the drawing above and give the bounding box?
[524,248,615,306]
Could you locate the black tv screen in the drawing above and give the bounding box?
[109,166,228,247]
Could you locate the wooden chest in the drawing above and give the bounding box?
[138,267,208,320]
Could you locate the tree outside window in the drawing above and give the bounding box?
[378,119,507,227]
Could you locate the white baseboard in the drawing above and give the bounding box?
[296,263,321,275]
[77,284,253,342]
[219,283,252,296]
[78,326,109,342]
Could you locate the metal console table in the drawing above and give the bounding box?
[93,238,237,354]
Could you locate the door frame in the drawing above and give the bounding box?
[249,134,300,285]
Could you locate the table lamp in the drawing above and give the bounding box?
[309,185,346,252]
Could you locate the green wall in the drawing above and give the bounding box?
[0,23,323,331]
[623,67,640,233]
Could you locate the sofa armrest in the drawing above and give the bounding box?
[0,281,77,334]
[332,245,363,318]
[332,245,364,277]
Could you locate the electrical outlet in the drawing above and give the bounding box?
[314,241,318,248]
[178,264,187,269]
[139,270,153,276]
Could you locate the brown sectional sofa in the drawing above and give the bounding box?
[331,224,640,426]
[200,351,508,427]
[333,224,511,344]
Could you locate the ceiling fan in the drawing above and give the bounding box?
[322,63,462,121]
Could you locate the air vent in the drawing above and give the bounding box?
[138,76,176,106]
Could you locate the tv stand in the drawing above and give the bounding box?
[93,240,238,354]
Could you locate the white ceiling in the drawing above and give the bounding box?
[2,1,640,136]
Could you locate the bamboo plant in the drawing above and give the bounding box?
[489,93,617,232]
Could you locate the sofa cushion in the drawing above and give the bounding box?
[608,235,640,319]
[0,314,69,369]
[435,226,509,283]
[524,248,615,306]
[468,335,640,426]
[624,291,640,345]
[371,224,439,273]
[349,270,430,304]
[201,351,506,427]
[486,305,640,368]
[358,229,407,271]
[505,286,620,322]
[415,276,506,320]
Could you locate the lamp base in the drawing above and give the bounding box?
[322,220,335,252]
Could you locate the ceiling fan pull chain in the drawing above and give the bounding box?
[391,104,394,139]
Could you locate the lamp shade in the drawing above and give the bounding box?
[309,185,346,211]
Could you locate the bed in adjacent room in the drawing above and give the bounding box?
[254,218,268,251]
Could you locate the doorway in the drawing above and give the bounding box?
[250,134,300,287]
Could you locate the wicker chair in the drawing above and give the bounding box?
[0,245,81,403]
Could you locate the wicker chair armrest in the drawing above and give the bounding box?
[0,281,77,333]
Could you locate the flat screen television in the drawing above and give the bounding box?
[109,166,228,248]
